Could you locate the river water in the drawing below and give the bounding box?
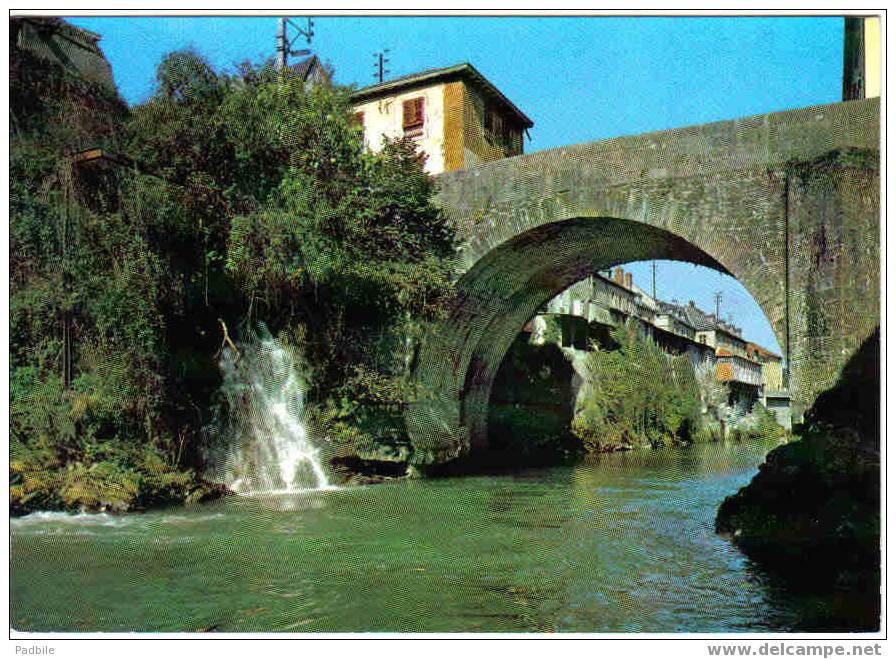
[10,439,875,633]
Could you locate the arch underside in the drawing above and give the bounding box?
[406,215,783,465]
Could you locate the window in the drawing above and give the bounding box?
[486,110,504,138]
[485,107,517,153]
[402,96,425,136]
[352,112,366,143]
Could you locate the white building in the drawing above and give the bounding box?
[351,63,533,175]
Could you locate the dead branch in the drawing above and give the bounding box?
[218,318,241,362]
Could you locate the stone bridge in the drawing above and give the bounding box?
[405,98,880,466]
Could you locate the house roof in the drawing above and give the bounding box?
[286,55,327,83]
[657,300,713,331]
[351,62,533,128]
[593,272,638,299]
[13,17,116,93]
[746,342,782,361]
[657,299,753,345]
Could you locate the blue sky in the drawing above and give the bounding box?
[68,15,846,353]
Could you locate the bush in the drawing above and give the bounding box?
[733,403,788,441]
[572,321,703,451]
[488,338,579,462]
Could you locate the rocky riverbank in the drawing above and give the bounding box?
[715,330,879,623]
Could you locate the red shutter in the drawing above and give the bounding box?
[403,97,425,131]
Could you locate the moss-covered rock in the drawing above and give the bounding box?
[716,426,878,570]
[715,329,879,616]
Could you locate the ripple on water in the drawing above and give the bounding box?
[11,510,228,536]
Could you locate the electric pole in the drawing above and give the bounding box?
[714,291,723,321]
[651,261,657,299]
[276,17,314,71]
[373,49,391,83]
[61,168,72,390]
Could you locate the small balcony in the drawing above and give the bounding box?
[716,354,763,387]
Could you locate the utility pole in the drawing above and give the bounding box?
[651,261,657,300]
[276,16,314,71]
[61,171,72,389]
[373,49,391,83]
[277,18,287,70]
[714,291,723,321]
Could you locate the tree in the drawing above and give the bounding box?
[10,37,205,513]
[223,82,455,451]
[11,41,456,512]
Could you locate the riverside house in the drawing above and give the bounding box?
[531,269,790,422]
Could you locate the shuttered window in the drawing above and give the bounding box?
[402,96,425,134]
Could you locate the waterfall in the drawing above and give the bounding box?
[205,325,330,494]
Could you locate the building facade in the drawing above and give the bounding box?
[531,268,791,425]
[351,63,533,175]
[11,17,116,94]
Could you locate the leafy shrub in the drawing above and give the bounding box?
[732,403,788,441]
[572,321,703,451]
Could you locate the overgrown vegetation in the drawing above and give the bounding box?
[10,26,454,513]
[487,337,580,465]
[570,321,785,452]
[572,321,703,451]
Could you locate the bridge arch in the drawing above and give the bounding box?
[406,99,879,466]
[407,213,781,464]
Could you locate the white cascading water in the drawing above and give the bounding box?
[205,326,330,494]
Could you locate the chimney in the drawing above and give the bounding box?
[689,300,696,308]
[624,272,632,289]
[614,267,624,285]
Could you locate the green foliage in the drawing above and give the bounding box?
[731,403,788,442]
[154,48,223,103]
[10,35,206,513]
[11,38,455,511]
[572,321,703,451]
[534,316,562,346]
[488,337,579,462]
[221,75,455,450]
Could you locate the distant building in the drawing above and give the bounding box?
[659,300,763,416]
[747,342,791,430]
[11,17,116,94]
[843,16,881,100]
[284,55,330,89]
[351,62,533,175]
[531,268,795,422]
[746,343,784,391]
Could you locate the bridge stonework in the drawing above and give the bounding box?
[407,98,879,465]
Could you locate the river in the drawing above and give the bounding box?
[10,439,875,633]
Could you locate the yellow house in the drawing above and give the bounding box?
[746,342,785,392]
[351,63,533,175]
[843,16,881,100]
